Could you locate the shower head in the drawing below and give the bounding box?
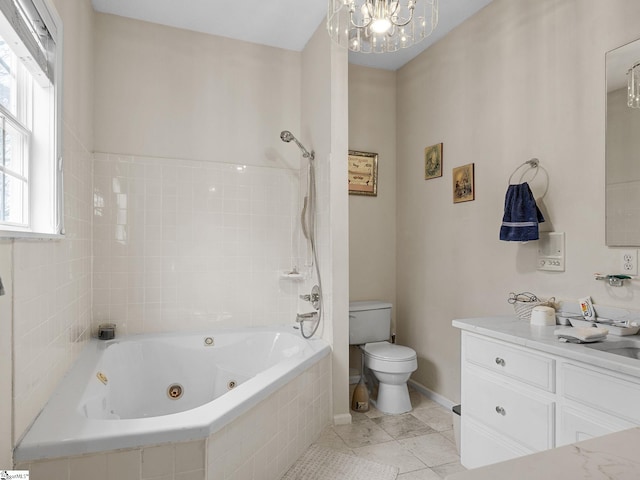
[280,131,295,143]
[280,130,314,160]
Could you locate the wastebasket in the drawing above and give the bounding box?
[452,404,461,453]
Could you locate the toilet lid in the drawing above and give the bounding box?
[365,342,417,362]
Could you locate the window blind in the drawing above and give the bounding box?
[0,0,55,85]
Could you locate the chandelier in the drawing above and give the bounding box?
[629,61,640,108]
[327,0,438,54]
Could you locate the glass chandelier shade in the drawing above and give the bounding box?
[629,61,640,108]
[327,0,438,54]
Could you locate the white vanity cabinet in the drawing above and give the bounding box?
[461,333,556,468]
[456,319,640,470]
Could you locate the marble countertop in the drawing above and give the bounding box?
[446,427,640,480]
[452,316,640,378]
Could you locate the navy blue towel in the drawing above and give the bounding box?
[500,182,545,241]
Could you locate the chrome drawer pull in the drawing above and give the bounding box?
[495,406,506,416]
[495,357,505,366]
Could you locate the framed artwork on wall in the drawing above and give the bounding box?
[453,163,475,203]
[424,143,443,180]
[348,150,378,196]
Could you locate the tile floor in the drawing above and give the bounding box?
[313,387,466,479]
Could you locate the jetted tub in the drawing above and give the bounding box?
[15,325,331,462]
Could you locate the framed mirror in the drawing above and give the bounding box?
[606,37,640,246]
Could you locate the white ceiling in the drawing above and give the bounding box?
[90,0,493,71]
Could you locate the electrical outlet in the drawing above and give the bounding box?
[620,250,639,276]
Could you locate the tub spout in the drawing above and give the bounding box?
[296,312,318,323]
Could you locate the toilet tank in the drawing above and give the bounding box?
[349,301,392,345]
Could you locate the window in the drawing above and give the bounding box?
[0,0,62,237]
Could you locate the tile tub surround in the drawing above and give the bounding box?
[12,125,94,439]
[92,153,304,335]
[446,427,640,480]
[16,354,331,480]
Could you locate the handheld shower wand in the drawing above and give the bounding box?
[280,129,321,339]
[280,131,314,160]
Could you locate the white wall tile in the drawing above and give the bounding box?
[13,125,93,439]
[92,156,301,334]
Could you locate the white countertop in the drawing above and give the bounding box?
[446,427,640,480]
[452,315,640,378]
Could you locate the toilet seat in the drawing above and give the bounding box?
[364,341,416,362]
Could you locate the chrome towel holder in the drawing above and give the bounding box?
[508,158,549,199]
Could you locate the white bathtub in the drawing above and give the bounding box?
[15,325,331,463]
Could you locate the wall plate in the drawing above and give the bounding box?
[620,250,638,276]
[537,232,565,272]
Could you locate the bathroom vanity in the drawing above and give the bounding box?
[453,316,640,469]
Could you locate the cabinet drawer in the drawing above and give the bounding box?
[464,366,555,452]
[561,363,640,424]
[464,333,555,392]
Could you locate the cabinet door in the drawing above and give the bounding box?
[557,404,635,446]
[461,416,532,469]
[561,362,640,424]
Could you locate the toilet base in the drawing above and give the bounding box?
[374,382,412,414]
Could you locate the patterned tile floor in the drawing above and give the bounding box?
[313,387,466,479]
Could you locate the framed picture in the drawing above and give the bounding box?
[348,150,378,196]
[453,163,475,203]
[424,143,443,180]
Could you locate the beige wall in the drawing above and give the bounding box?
[93,13,301,171]
[348,65,397,378]
[348,65,397,310]
[3,0,95,459]
[396,0,640,403]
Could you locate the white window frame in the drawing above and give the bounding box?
[0,0,63,238]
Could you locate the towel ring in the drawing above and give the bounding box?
[508,158,549,199]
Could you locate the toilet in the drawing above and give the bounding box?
[349,301,417,414]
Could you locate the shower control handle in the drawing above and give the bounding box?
[299,285,321,310]
[299,293,320,303]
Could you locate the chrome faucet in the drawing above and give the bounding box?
[296,312,319,323]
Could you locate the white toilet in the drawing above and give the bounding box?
[349,301,418,414]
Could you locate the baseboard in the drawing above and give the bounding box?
[333,413,352,425]
[408,379,456,410]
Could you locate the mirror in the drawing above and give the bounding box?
[606,37,640,246]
